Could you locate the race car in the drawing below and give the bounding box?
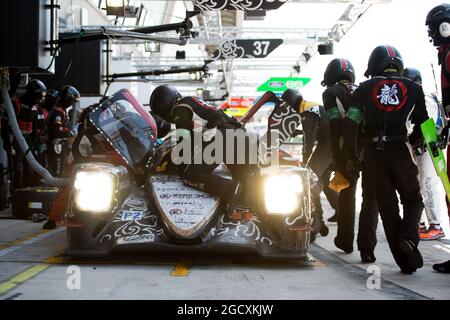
[66,89,312,259]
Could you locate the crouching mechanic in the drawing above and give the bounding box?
[403,67,447,241]
[343,45,428,274]
[149,85,255,210]
[281,89,333,241]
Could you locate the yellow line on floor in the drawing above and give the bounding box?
[171,259,191,277]
[311,259,326,268]
[0,229,51,251]
[0,229,63,258]
[0,264,50,296]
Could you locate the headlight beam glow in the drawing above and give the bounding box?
[74,171,115,212]
[263,174,303,215]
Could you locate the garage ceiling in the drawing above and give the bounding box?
[61,0,392,100]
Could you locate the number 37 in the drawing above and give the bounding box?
[253,41,270,56]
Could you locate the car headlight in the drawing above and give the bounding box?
[263,174,304,215]
[74,171,116,212]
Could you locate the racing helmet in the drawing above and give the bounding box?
[364,45,404,78]
[150,111,172,139]
[25,79,46,104]
[402,67,422,85]
[281,88,303,109]
[426,4,450,46]
[59,85,80,108]
[321,58,356,87]
[43,89,59,110]
[149,85,182,121]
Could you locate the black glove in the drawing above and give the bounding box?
[437,124,449,149]
[2,139,11,154]
[343,158,359,183]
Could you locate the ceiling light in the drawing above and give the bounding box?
[176,51,186,60]
[145,41,160,53]
[318,43,334,55]
[106,0,125,16]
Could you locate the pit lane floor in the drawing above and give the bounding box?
[0,197,449,300]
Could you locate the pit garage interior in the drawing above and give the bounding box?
[0,0,449,301]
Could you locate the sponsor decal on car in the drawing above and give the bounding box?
[116,234,155,244]
[120,210,143,221]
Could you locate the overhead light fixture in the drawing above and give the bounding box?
[145,41,160,53]
[176,51,186,60]
[124,5,140,18]
[303,52,311,63]
[106,0,125,16]
[318,43,334,55]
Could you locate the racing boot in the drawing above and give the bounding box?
[432,260,450,273]
[320,222,329,237]
[327,213,338,223]
[360,250,376,263]
[334,237,353,254]
[398,238,423,273]
[43,218,57,230]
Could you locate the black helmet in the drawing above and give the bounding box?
[25,79,46,103]
[365,45,403,78]
[43,89,59,110]
[59,85,80,108]
[426,4,450,46]
[281,88,303,109]
[402,67,422,84]
[149,85,181,121]
[150,111,172,138]
[321,58,355,87]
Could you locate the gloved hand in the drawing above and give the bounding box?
[70,128,78,137]
[38,143,46,154]
[437,124,450,149]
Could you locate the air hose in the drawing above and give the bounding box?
[0,68,69,187]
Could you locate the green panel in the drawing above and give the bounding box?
[345,107,363,124]
[421,118,450,201]
[326,107,341,121]
[257,77,311,92]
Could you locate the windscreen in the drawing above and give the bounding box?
[90,89,157,172]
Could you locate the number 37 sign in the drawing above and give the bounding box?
[210,39,283,60]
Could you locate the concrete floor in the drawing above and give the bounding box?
[0,198,449,300]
